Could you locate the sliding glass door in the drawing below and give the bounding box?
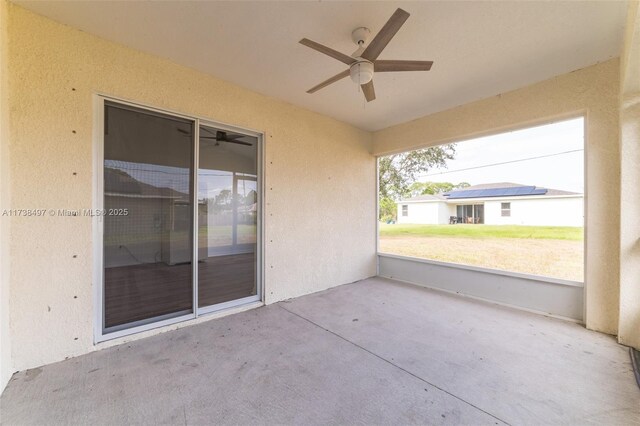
[455,204,484,224]
[197,125,258,310]
[103,102,195,332]
[99,100,260,338]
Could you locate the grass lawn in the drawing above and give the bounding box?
[379,223,584,281]
[380,223,583,240]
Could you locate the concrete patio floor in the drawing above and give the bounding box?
[1,277,638,425]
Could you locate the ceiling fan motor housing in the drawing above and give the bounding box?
[351,27,371,45]
[350,60,374,84]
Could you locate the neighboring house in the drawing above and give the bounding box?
[104,167,204,267]
[397,183,583,227]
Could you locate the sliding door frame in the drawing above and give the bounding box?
[92,94,264,343]
[195,118,263,316]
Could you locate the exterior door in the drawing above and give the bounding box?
[102,101,195,333]
[98,99,262,340]
[197,125,259,310]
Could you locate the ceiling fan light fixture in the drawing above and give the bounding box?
[300,8,431,102]
[350,60,374,84]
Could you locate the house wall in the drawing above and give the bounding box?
[439,203,453,225]
[400,196,583,227]
[483,197,583,227]
[0,0,12,393]
[618,0,640,350]
[5,4,376,373]
[397,202,448,225]
[373,59,621,335]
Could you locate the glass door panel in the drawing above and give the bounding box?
[236,175,257,245]
[473,204,485,224]
[103,102,194,332]
[197,125,258,308]
[463,205,473,223]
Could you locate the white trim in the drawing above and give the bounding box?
[375,157,380,276]
[198,295,261,316]
[93,94,265,343]
[581,113,588,323]
[192,120,200,317]
[92,95,105,344]
[258,129,265,303]
[377,252,583,287]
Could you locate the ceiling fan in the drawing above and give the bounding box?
[299,8,433,102]
[200,129,252,147]
[177,128,252,146]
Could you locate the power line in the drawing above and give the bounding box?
[417,149,583,178]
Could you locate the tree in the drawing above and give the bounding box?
[214,189,232,212]
[379,197,398,223]
[378,145,456,221]
[244,190,257,206]
[408,181,470,197]
[379,145,456,199]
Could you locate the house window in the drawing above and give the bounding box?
[501,202,511,217]
[402,205,408,216]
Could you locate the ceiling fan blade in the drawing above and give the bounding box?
[361,8,410,61]
[299,38,356,65]
[220,139,253,146]
[201,140,252,147]
[374,60,433,72]
[200,136,252,146]
[361,81,376,102]
[307,69,350,93]
[201,127,220,137]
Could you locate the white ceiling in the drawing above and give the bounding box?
[16,1,628,131]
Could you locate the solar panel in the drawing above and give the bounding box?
[446,186,548,199]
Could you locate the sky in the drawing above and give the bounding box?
[108,116,585,196]
[105,160,255,199]
[416,117,585,193]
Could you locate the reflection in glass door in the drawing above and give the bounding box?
[102,101,195,332]
[197,125,258,309]
[100,100,261,338]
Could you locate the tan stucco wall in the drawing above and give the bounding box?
[0,0,12,392]
[618,1,640,350]
[373,59,621,336]
[3,1,636,380]
[6,4,376,372]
